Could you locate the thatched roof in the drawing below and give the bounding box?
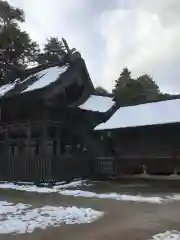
[0,57,94,107]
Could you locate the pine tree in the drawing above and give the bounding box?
[0,0,40,84]
[113,67,132,90]
[112,69,160,106]
[113,68,134,105]
[136,74,160,100]
[37,37,66,64]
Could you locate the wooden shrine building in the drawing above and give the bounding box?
[94,99,180,177]
[0,49,115,182]
[3,40,179,182]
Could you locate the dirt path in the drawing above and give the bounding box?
[0,190,180,240]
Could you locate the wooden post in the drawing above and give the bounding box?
[142,164,147,175]
[5,124,8,156]
[140,128,148,175]
[172,155,178,176]
[27,121,31,155]
[56,126,61,157]
[26,121,31,180]
[5,124,10,179]
[42,120,47,153]
[41,104,48,155]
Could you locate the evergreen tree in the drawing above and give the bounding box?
[0,0,24,27]
[113,69,162,106]
[95,86,110,96]
[113,67,132,90]
[37,37,66,64]
[113,68,138,106]
[0,0,40,84]
[136,74,160,101]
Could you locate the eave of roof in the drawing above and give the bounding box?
[94,98,180,130]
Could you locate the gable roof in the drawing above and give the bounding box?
[0,65,68,99]
[0,57,94,106]
[94,98,180,130]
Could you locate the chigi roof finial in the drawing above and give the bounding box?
[61,38,81,63]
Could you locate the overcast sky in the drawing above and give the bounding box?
[8,0,180,93]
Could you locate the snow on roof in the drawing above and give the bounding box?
[23,65,67,92]
[0,65,67,98]
[79,95,114,112]
[95,98,180,130]
[0,82,16,97]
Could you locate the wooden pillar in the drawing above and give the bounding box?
[25,122,31,180]
[41,120,47,154]
[140,128,148,175]
[41,104,48,155]
[5,124,8,156]
[27,121,31,155]
[142,164,147,175]
[56,126,61,157]
[5,124,10,180]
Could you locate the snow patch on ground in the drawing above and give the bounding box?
[151,230,180,240]
[2,181,180,204]
[0,201,103,234]
[167,194,180,201]
[60,190,163,204]
[0,182,164,203]
[0,182,57,193]
[0,180,92,193]
[54,180,93,189]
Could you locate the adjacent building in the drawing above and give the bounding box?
[94,99,180,176]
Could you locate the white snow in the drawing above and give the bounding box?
[0,82,16,96]
[79,95,114,112]
[0,180,91,193]
[54,179,93,189]
[59,190,164,204]
[0,182,165,204]
[23,65,67,92]
[151,230,180,240]
[0,66,67,97]
[4,181,180,204]
[61,190,180,204]
[95,98,180,130]
[0,201,103,234]
[0,182,57,193]
[166,194,180,202]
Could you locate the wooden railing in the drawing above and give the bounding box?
[94,156,180,176]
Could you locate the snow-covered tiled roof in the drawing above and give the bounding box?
[23,66,67,92]
[94,98,180,130]
[79,95,114,112]
[0,65,67,97]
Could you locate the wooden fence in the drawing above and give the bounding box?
[2,154,180,182]
[0,154,93,182]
